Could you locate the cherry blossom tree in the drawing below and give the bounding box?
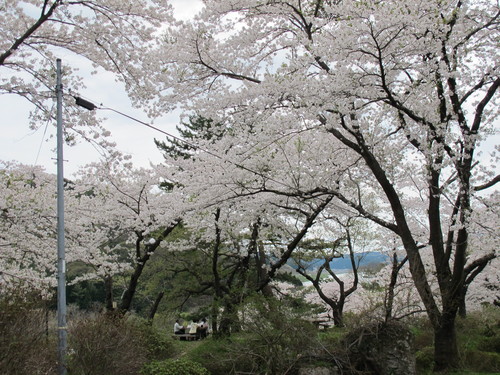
[155,113,342,333]
[0,160,126,294]
[72,157,181,313]
[150,180,335,333]
[293,218,365,327]
[0,158,181,315]
[0,0,173,148]
[0,161,59,293]
[151,0,499,370]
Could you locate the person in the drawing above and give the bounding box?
[174,319,185,335]
[188,319,199,336]
[198,318,209,339]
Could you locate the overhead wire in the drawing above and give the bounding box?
[69,94,309,193]
[33,103,54,168]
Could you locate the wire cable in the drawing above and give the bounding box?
[71,94,303,192]
[34,104,54,167]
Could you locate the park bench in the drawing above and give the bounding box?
[172,333,199,341]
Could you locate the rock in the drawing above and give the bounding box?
[344,321,416,375]
[298,366,338,375]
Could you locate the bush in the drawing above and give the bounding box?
[0,291,56,375]
[68,313,149,375]
[415,346,434,374]
[462,350,500,372]
[185,295,327,375]
[185,337,236,375]
[141,359,210,375]
[130,317,178,360]
[410,317,434,351]
[241,296,323,374]
[318,327,348,348]
[477,335,500,353]
[343,321,416,374]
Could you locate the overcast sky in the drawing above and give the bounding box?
[0,0,203,178]
[2,1,498,179]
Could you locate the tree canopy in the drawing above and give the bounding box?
[1,1,498,371]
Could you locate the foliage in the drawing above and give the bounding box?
[461,351,500,373]
[413,305,500,374]
[0,159,181,315]
[155,115,225,161]
[67,279,106,310]
[0,291,56,375]
[0,0,172,146]
[129,317,178,361]
[415,347,435,374]
[181,294,332,374]
[134,238,214,318]
[2,1,499,373]
[68,313,149,375]
[141,359,210,375]
[184,337,236,375]
[152,0,499,370]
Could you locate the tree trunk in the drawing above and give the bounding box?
[119,261,145,313]
[332,309,343,327]
[257,240,274,297]
[433,314,459,372]
[385,254,408,322]
[218,301,239,336]
[104,275,114,311]
[458,286,467,318]
[148,291,164,321]
[119,222,179,313]
[210,307,219,336]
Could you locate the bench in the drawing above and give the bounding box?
[172,333,199,341]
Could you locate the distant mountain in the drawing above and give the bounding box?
[289,252,390,272]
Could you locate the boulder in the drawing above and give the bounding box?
[298,366,338,375]
[344,321,416,375]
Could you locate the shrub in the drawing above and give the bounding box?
[318,327,348,348]
[415,346,434,374]
[0,291,56,375]
[477,335,500,353]
[187,295,326,375]
[185,337,236,375]
[130,317,177,360]
[68,313,148,375]
[141,359,210,375]
[462,350,500,372]
[240,296,323,373]
[410,317,434,351]
[343,321,416,374]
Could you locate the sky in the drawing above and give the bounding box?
[1,1,498,179]
[0,0,204,178]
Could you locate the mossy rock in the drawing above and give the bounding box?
[344,321,416,375]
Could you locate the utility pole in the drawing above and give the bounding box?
[56,58,67,375]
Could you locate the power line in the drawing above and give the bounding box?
[71,95,300,192]
[34,103,54,167]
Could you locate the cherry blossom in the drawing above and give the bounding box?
[150,1,498,370]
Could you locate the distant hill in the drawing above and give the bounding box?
[288,252,390,272]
